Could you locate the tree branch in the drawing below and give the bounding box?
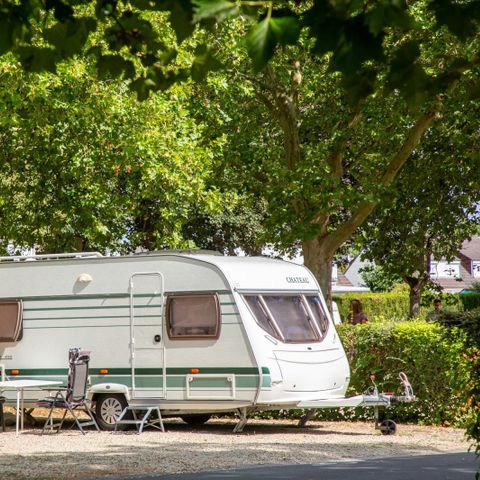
[323,106,441,255]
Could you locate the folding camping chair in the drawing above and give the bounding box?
[37,348,99,434]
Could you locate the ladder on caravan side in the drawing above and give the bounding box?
[129,272,166,400]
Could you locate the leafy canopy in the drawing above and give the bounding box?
[1,0,480,103]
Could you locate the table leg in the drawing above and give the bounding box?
[20,389,24,432]
[16,390,20,435]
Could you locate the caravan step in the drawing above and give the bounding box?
[114,406,165,434]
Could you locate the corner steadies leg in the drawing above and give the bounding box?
[374,406,379,430]
[298,409,317,427]
[233,407,249,433]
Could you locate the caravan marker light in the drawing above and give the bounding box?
[99,369,109,375]
[190,368,200,374]
[11,369,19,375]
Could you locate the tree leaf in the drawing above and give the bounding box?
[245,17,275,73]
[429,0,477,42]
[97,54,135,79]
[45,0,74,22]
[193,0,238,22]
[367,1,414,36]
[191,45,223,81]
[167,1,195,43]
[45,17,97,57]
[245,16,300,73]
[269,16,301,46]
[16,47,58,72]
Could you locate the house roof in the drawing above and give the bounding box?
[460,236,480,261]
[336,270,353,287]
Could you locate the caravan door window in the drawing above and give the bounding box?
[0,300,23,342]
[166,294,220,339]
[243,294,329,343]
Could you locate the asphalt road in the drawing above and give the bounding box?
[108,452,479,480]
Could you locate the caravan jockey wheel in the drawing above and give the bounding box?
[380,419,397,435]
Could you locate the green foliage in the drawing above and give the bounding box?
[0,0,479,106]
[421,290,461,309]
[331,321,471,425]
[433,309,480,458]
[359,264,402,292]
[459,293,480,311]
[0,60,224,253]
[333,292,410,323]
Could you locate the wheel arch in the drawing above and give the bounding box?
[89,383,131,404]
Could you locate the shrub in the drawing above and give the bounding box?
[421,290,462,310]
[332,292,409,323]
[459,293,480,311]
[434,309,480,457]
[336,321,469,425]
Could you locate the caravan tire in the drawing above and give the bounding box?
[95,394,129,431]
[180,414,212,426]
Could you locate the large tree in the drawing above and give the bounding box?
[359,95,480,316]
[0,60,223,253]
[188,15,480,307]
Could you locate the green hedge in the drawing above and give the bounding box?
[332,292,410,322]
[459,293,480,311]
[328,321,470,424]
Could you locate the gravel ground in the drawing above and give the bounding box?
[0,414,470,480]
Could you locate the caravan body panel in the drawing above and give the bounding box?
[0,253,350,415]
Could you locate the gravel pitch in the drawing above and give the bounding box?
[0,417,469,479]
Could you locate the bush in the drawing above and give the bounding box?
[434,309,480,456]
[421,290,461,310]
[330,321,470,425]
[459,293,480,311]
[332,292,409,323]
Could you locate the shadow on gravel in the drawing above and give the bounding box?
[26,416,374,437]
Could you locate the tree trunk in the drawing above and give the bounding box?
[303,237,334,313]
[408,282,422,318]
[405,276,428,318]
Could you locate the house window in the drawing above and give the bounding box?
[166,294,220,339]
[473,261,480,279]
[431,261,461,279]
[0,300,23,342]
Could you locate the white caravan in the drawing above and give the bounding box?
[0,251,412,432]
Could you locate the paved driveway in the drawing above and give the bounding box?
[109,452,478,480]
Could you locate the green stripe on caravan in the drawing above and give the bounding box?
[7,367,270,376]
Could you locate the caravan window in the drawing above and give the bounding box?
[0,300,23,342]
[243,294,329,343]
[166,294,220,339]
[305,295,329,336]
[243,296,277,338]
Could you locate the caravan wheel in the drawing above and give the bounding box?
[95,394,129,431]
